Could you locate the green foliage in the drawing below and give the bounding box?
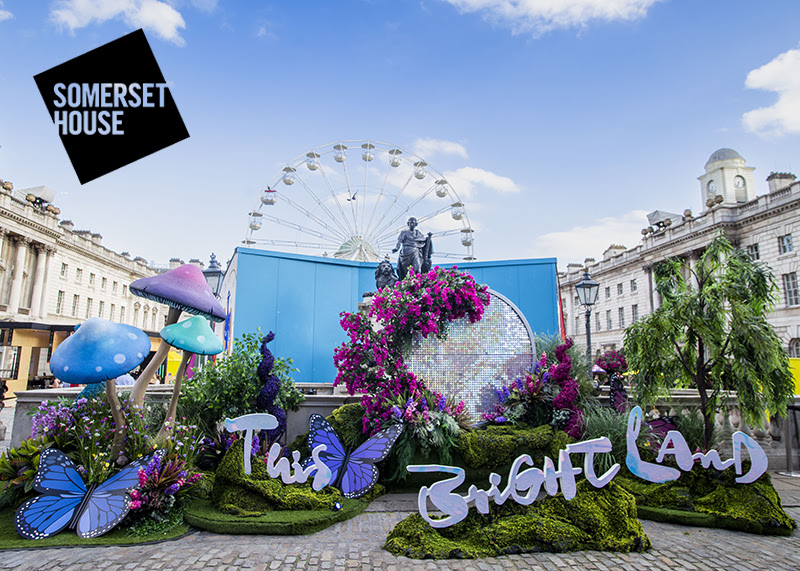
[580,406,635,475]
[624,232,794,450]
[122,500,188,537]
[384,480,650,559]
[672,407,719,452]
[0,438,45,508]
[179,331,302,436]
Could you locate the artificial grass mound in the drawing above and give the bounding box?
[0,507,190,550]
[185,498,366,535]
[384,480,651,559]
[616,466,797,536]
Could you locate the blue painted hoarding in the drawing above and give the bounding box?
[223,247,559,383]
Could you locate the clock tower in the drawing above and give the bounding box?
[697,148,756,209]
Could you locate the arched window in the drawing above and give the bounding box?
[789,338,800,358]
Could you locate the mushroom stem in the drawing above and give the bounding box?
[157,350,192,438]
[130,306,182,406]
[106,379,127,461]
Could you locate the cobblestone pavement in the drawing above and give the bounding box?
[1,505,798,570]
[3,406,800,570]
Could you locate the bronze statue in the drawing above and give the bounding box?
[375,258,398,290]
[393,217,433,280]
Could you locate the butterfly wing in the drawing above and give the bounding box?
[15,448,86,539]
[304,414,347,488]
[76,450,163,539]
[340,423,403,499]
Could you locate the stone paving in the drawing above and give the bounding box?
[2,405,800,570]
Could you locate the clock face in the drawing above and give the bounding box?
[734,176,745,189]
[707,180,717,195]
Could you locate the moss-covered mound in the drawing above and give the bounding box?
[455,424,571,470]
[384,480,650,559]
[212,439,345,515]
[616,466,796,536]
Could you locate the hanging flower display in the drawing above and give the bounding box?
[333,266,490,434]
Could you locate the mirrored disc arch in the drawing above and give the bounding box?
[244,140,475,263]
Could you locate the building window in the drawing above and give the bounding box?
[56,290,64,314]
[98,300,105,318]
[110,304,115,321]
[746,244,760,260]
[75,268,82,283]
[133,307,139,327]
[783,272,799,306]
[789,339,800,358]
[632,304,639,323]
[573,295,580,307]
[89,273,96,286]
[85,298,93,318]
[575,316,580,334]
[71,294,79,317]
[617,283,623,296]
[101,277,107,290]
[778,234,794,254]
[112,281,118,294]
[120,306,126,324]
[60,263,68,278]
[618,307,625,328]
[151,311,158,331]
[606,310,612,330]
[122,285,128,297]
[605,287,611,299]
[595,312,601,332]
[630,279,637,292]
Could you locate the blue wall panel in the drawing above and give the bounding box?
[231,248,559,383]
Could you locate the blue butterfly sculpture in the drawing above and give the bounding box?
[15,448,161,539]
[304,414,403,499]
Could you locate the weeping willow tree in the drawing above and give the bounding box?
[624,232,794,451]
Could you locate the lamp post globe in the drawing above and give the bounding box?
[575,270,600,378]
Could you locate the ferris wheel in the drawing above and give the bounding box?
[244,140,475,263]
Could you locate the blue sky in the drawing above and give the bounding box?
[2,1,800,270]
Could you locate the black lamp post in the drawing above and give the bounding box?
[202,253,224,298]
[575,269,600,378]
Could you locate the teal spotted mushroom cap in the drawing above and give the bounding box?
[160,315,223,355]
[50,317,152,384]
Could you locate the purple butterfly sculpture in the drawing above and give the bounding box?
[303,414,402,499]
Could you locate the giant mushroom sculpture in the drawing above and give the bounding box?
[128,264,225,407]
[49,317,151,459]
[158,315,223,437]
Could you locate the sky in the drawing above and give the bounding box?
[2,0,800,271]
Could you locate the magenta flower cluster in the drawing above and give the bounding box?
[333,266,489,433]
[550,338,583,438]
[595,348,628,375]
[131,453,201,514]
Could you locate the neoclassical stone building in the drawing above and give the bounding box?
[559,149,800,378]
[0,183,193,396]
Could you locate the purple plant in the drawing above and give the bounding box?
[255,332,286,442]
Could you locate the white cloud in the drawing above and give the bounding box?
[441,0,660,35]
[444,166,520,198]
[0,1,12,22]
[742,46,800,136]
[528,210,648,268]
[50,0,187,46]
[412,138,469,159]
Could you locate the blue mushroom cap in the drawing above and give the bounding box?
[50,317,152,384]
[160,315,223,355]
